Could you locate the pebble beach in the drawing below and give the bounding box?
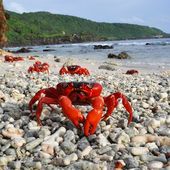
[0,53,170,170]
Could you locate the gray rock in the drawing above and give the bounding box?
[140,154,167,163]
[8,161,21,169]
[77,137,90,151]
[60,141,76,154]
[64,130,75,142]
[5,148,16,156]
[25,138,43,151]
[97,146,112,155]
[124,157,139,168]
[98,65,115,71]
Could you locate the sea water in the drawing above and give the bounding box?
[5,38,170,72]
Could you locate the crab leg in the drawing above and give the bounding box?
[103,92,133,124]
[59,67,68,75]
[35,97,58,125]
[59,96,85,129]
[84,96,104,136]
[29,87,58,115]
[29,89,46,115]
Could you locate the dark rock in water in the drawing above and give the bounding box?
[118,51,131,59]
[108,53,118,59]
[14,47,31,53]
[145,43,152,45]
[94,45,113,49]
[43,49,55,52]
[108,52,131,59]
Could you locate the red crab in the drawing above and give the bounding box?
[28,56,36,60]
[28,61,49,74]
[59,65,90,76]
[4,55,24,62]
[126,69,139,75]
[29,82,133,136]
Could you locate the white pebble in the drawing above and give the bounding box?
[147,161,163,169]
[131,147,149,156]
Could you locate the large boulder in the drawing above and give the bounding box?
[15,47,31,53]
[118,51,131,59]
[108,53,118,59]
[108,52,131,59]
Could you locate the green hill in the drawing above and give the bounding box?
[6,11,169,46]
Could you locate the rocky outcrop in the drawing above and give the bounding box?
[94,45,113,49]
[108,52,131,59]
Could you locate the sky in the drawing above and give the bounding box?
[3,0,170,33]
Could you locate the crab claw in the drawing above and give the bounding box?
[103,92,133,124]
[84,109,103,136]
[59,96,85,129]
[84,96,104,136]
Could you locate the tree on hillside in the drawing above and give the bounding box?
[0,0,7,47]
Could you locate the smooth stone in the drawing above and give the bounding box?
[80,146,93,157]
[131,147,149,156]
[166,116,170,124]
[0,107,3,114]
[60,141,76,154]
[77,137,90,151]
[64,130,75,142]
[39,151,52,159]
[38,127,51,138]
[159,92,168,100]
[0,156,15,166]
[124,157,139,168]
[142,102,149,109]
[116,132,130,145]
[0,157,8,166]
[148,97,155,105]
[2,125,24,138]
[140,154,167,163]
[97,134,110,147]
[25,138,43,151]
[8,161,21,169]
[145,142,158,150]
[28,121,40,130]
[5,148,16,156]
[147,119,161,129]
[97,146,112,155]
[11,137,26,148]
[63,153,78,166]
[1,142,11,152]
[98,154,113,161]
[147,161,163,169]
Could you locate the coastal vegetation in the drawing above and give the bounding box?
[6,11,169,46]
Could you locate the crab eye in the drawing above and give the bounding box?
[86,83,93,89]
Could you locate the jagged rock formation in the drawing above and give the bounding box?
[0,0,7,47]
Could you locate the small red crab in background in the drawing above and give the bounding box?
[126,69,139,75]
[28,61,50,74]
[59,65,90,76]
[4,55,24,62]
[29,81,133,136]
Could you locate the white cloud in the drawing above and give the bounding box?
[6,2,27,13]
